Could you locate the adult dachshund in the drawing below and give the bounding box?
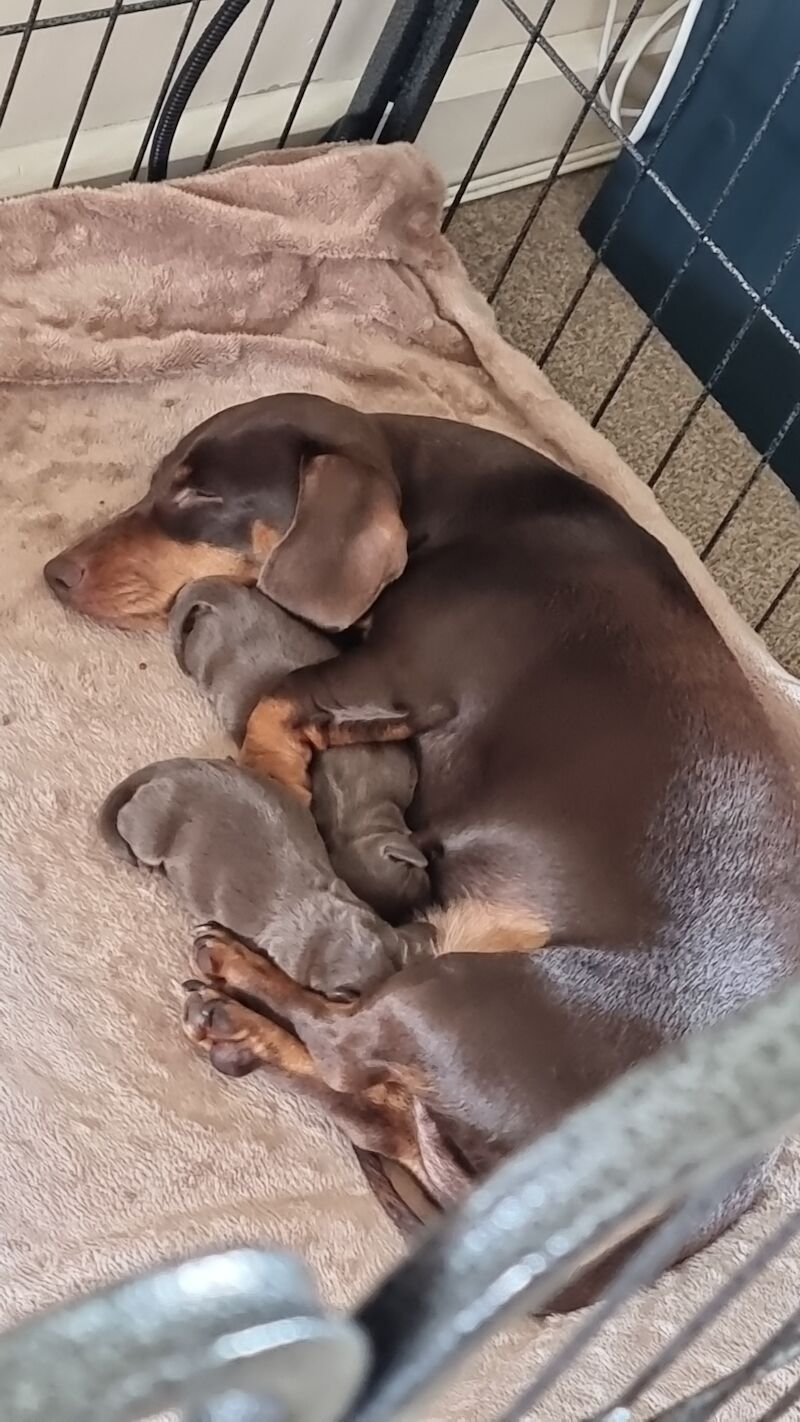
[45,394,800,1301]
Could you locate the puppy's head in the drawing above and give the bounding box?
[43,393,407,631]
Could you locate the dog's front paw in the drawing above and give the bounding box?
[181,983,262,1077]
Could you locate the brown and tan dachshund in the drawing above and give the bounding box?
[45,393,800,1299]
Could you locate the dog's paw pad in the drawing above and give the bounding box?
[182,988,239,1042]
[209,1043,261,1077]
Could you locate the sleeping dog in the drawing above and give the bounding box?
[45,393,800,1301]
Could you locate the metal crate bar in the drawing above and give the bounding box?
[591,49,800,430]
[53,0,126,188]
[349,977,800,1422]
[533,0,742,365]
[324,0,432,144]
[0,0,42,133]
[130,0,203,180]
[594,1207,800,1420]
[497,1172,749,1422]
[756,564,799,636]
[759,1374,800,1422]
[277,0,345,150]
[202,0,277,170]
[484,0,648,302]
[703,395,800,563]
[442,0,558,232]
[651,1303,800,1421]
[647,219,800,491]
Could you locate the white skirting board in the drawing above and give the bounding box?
[0,15,673,201]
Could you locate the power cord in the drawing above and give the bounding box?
[597,0,706,140]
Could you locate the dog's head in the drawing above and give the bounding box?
[43,393,407,631]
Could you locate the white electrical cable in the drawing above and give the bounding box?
[597,0,620,114]
[610,1,689,129]
[629,0,708,142]
[596,0,708,141]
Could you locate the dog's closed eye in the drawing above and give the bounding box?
[172,486,223,510]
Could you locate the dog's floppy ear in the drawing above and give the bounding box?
[257,453,407,631]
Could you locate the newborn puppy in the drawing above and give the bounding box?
[98,758,429,999]
[170,577,430,924]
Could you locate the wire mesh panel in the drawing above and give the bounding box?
[0,0,392,192]
[437,0,800,670]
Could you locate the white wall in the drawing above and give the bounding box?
[0,0,676,195]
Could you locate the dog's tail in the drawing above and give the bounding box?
[353,1150,434,1239]
[354,1101,473,1238]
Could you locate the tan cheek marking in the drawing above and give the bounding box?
[71,530,257,626]
[251,519,281,560]
[157,538,257,588]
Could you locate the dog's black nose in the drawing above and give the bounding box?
[44,554,85,600]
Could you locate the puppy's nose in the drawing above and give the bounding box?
[43,554,85,601]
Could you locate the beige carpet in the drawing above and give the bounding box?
[0,143,799,1419]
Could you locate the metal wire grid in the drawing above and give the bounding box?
[0,0,348,184]
[441,0,800,642]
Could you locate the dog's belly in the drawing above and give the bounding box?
[410,712,662,945]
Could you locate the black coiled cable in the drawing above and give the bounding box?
[148,0,255,182]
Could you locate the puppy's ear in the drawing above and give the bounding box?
[380,835,428,869]
[257,453,407,631]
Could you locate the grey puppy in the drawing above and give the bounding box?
[169,577,430,924]
[98,757,429,998]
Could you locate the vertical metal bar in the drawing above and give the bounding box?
[538,0,742,363]
[52,0,126,188]
[442,0,559,231]
[755,565,799,636]
[487,0,647,304]
[0,0,42,133]
[592,51,800,428]
[130,0,202,180]
[323,0,430,144]
[202,0,278,170]
[378,0,481,145]
[276,0,344,149]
